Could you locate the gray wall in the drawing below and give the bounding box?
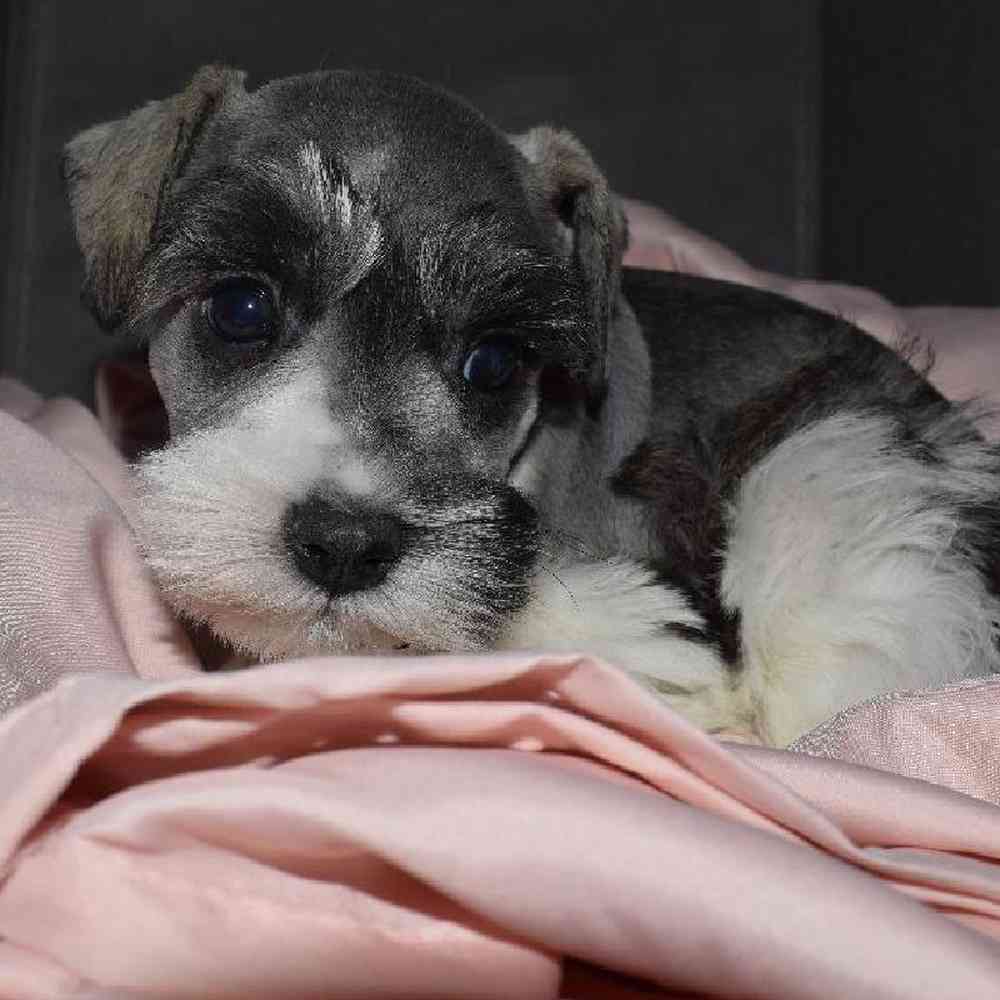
[1,0,820,399]
[821,2,1000,307]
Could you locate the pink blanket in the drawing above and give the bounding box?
[3,211,1000,995]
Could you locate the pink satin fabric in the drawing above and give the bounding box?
[2,219,1000,996]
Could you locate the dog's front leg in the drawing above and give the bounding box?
[497,558,744,734]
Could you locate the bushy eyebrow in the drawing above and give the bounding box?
[415,211,587,342]
[134,147,382,324]
[326,207,594,377]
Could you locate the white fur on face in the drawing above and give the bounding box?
[131,362,385,654]
[288,140,384,293]
[298,140,350,230]
[722,411,1000,745]
[132,358,535,660]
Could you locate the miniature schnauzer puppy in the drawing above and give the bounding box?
[63,66,1000,744]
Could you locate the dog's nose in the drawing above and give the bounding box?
[284,498,403,596]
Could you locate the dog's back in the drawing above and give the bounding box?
[612,270,1000,741]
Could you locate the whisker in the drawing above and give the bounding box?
[538,561,580,613]
[539,525,600,560]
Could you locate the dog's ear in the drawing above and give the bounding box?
[62,64,247,332]
[510,126,628,405]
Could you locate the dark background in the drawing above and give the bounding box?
[1,0,997,399]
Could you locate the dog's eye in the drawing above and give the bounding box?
[205,280,277,344]
[462,336,522,391]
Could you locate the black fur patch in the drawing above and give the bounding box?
[614,437,741,665]
[405,477,541,644]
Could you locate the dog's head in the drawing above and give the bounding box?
[63,66,629,658]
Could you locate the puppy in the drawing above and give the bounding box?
[63,66,1000,745]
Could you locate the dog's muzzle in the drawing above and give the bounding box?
[284,497,404,596]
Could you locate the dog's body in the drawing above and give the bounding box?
[63,67,1000,744]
